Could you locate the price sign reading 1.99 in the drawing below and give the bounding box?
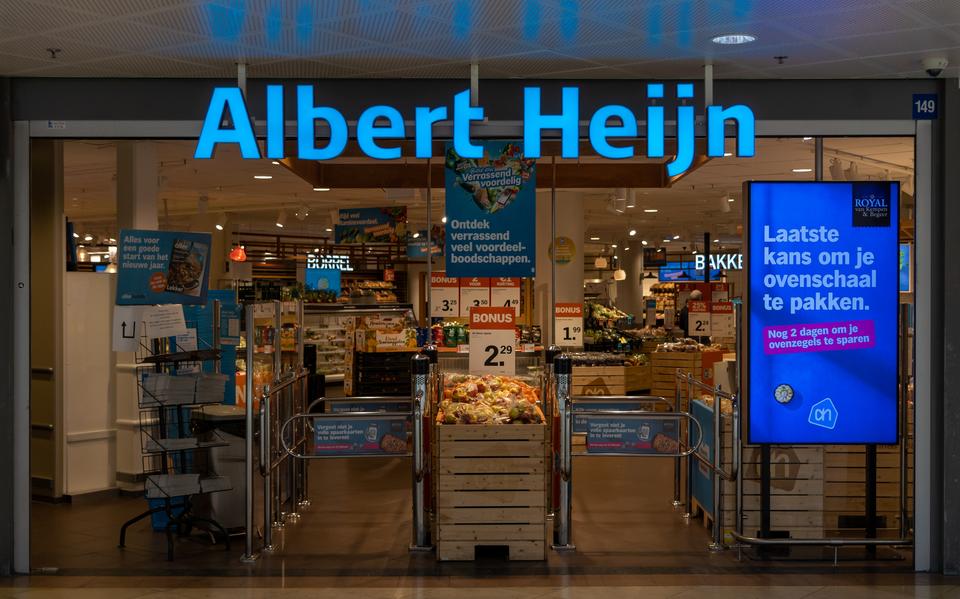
[469,307,516,375]
[430,272,459,318]
[554,303,583,347]
[459,277,491,317]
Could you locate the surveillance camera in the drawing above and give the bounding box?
[922,56,948,77]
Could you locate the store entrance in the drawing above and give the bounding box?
[28,134,917,574]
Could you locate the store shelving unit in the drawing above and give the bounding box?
[118,312,233,561]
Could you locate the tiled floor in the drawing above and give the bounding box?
[27,451,919,588]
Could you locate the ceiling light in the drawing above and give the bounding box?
[83,234,93,242]
[629,229,637,236]
[72,232,80,239]
[441,216,447,223]
[723,152,733,157]
[254,175,272,180]
[663,239,671,243]
[713,239,720,243]
[412,232,420,238]
[728,198,735,202]
[594,256,608,269]
[611,244,618,248]
[313,187,330,192]
[325,227,333,232]
[215,224,224,231]
[613,255,618,260]
[613,268,627,281]
[792,168,813,173]
[276,209,286,228]
[314,247,320,253]
[641,240,648,246]
[624,247,630,251]
[590,236,600,241]
[626,189,636,208]
[803,137,813,141]
[644,209,658,213]
[712,33,756,45]
[672,235,680,240]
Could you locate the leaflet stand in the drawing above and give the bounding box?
[118,301,233,561]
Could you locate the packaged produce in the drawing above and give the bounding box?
[656,338,726,353]
[440,374,543,425]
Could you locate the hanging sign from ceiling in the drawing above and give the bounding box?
[194,84,755,177]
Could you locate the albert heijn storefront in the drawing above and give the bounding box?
[0,75,958,575]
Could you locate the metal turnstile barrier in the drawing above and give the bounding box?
[551,354,706,551]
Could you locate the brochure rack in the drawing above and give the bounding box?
[118,302,233,561]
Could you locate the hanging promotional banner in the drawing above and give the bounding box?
[429,272,459,318]
[116,229,212,305]
[469,307,516,375]
[747,181,899,444]
[458,277,491,317]
[444,140,536,277]
[335,207,408,243]
[554,303,583,347]
[490,277,521,316]
[407,226,445,258]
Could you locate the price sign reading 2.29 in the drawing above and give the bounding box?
[469,307,517,376]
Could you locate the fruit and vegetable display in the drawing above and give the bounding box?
[564,352,648,367]
[586,302,631,324]
[439,374,543,425]
[656,338,726,353]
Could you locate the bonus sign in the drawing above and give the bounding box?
[469,307,516,376]
[746,181,899,444]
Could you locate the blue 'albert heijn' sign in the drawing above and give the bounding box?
[194,84,755,177]
[746,181,899,444]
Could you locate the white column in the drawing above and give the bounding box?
[617,244,645,317]
[535,191,584,344]
[114,141,158,491]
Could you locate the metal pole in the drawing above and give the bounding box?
[551,354,575,550]
[899,303,910,539]
[550,154,557,345]
[684,374,694,518]
[735,303,744,553]
[273,301,281,378]
[299,373,311,509]
[426,158,432,324]
[673,373,682,508]
[213,300,222,374]
[240,305,257,563]
[262,385,275,552]
[709,385,724,551]
[815,137,824,181]
[286,384,299,522]
[410,353,431,550]
[544,345,561,516]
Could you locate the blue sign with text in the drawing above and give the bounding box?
[116,229,212,305]
[585,416,679,455]
[313,417,408,456]
[444,140,537,277]
[912,94,938,120]
[747,181,899,444]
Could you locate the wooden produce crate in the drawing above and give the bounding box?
[651,351,724,407]
[624,363,652,392]
[435,416,547,561]
[571,364,653,396]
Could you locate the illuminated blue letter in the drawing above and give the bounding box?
[195,87,259,159]
[453,90,484,158]
[357,105,405,160]
[588,105,636,159]
[646,83,664,158]
[666,83,694,177]
[524,87,579,158]
[707,105,755,157]
[265,85,284,159]
[414,106,447,158]
[296,85,347,160]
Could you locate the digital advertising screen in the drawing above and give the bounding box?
[746,181,899,444]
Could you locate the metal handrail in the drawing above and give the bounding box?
[279,411,413,460]
[568,408,704,459]
[571,394,676,409]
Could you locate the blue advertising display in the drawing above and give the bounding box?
[747,181,899,444]
[116,229,212,305]
[444,140,536,277]
[899,243,912,293]
[304,268,341,294]
[585,416,679,455]
[658,261,723,282]
[313,417,409,455]
[335,207,407,243]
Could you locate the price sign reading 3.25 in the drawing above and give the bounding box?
[430,272,460,318]
[469,307,516,375]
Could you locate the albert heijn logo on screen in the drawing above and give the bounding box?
[471,307,516,329]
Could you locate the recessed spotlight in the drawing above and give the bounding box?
[313,187,330,192]
[271,160,280,165]
[723,152,733,157]
[713,239,720,243]
[629,229,637,236]
[792,168,813,173]
[728,198,735,202]
[590,236,600,241]
[441,216,448,223]
[803,137,813,141]
[662,239,671,243]
[641,240,648,246]
[412,232,420,239]
[324,227,333,232]
[672,235,680,240]
[624,247,630,251]
[644,209,658,213]
[72,232,80,239]
[254,175,273,180]
[712,33,756,45]
[612,244,618,248]
[313,247,320,253]
[84,234,94,242]
[215,224,224,231]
